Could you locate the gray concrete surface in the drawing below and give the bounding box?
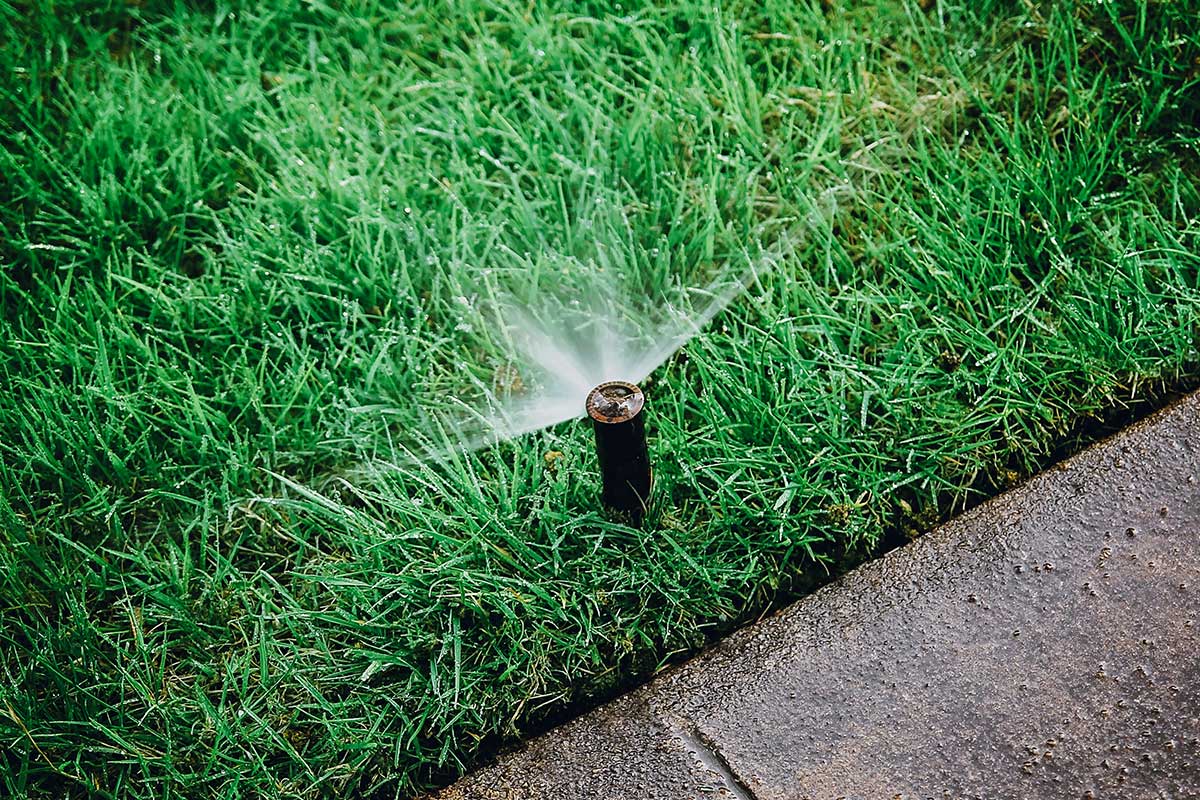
[432,393,1200,800]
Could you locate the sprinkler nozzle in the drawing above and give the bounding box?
[586,381,652,523]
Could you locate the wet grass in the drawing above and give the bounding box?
[2,0,1199,797]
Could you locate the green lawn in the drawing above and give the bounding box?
[2,0,1198,797]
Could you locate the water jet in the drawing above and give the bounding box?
[586,381,652,522]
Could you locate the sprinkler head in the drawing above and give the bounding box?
[586,381,652,523]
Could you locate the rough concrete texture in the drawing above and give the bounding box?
[431,393,1200,800]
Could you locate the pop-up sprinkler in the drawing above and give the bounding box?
[586,381,652,522]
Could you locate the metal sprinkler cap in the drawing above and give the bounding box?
[586,381,645,424]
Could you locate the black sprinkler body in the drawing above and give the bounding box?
[587,381,652,522]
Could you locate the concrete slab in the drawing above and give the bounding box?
[431,393,1200,800]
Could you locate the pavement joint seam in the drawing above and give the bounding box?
[670,719,758,800]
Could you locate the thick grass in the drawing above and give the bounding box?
[2,0,1198,797]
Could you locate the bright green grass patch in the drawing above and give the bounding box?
[2,1,1199,797]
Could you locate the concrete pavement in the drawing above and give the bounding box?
[432,392,1200,800]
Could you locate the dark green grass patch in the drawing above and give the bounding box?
[2,1,1198,797]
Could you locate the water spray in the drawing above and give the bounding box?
[586,381,652,522]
